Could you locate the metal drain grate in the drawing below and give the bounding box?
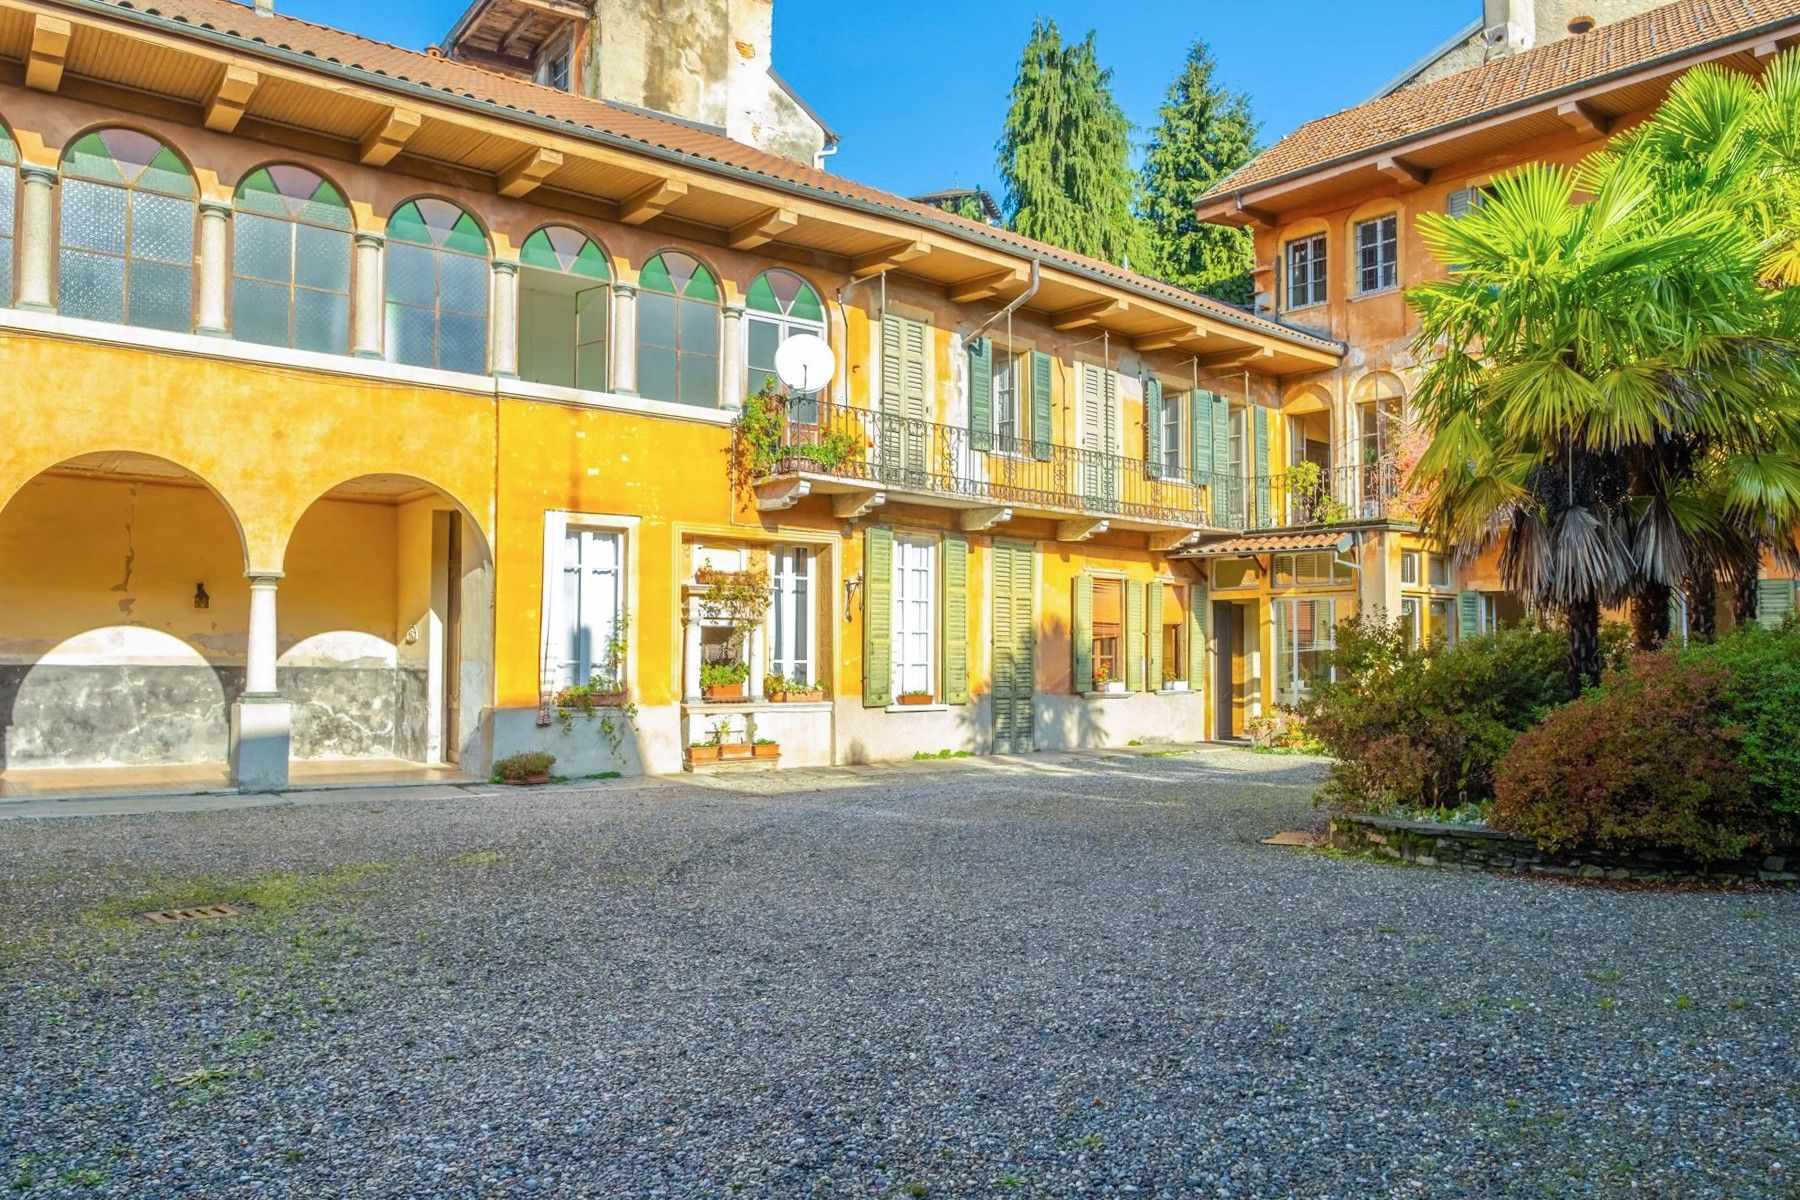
[142,904,242,925]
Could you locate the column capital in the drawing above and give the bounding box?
[246,570,285,585]
[199,198,233,218]
[723,301,746,319]
[18,164,56,185]
[354,230,385,249]
[491,258,519,277]
[613,280,639,297]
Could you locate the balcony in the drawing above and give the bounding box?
[747,401,1405,540]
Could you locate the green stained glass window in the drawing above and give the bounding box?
[0,125,16,167]
[235,164,351,229]
[387,197,487,256]
[636,251,718,406]
[384,198,488,372]
[745,269,822,321]
[639,250,716,300]
[743,270,827,413]
[62,129,194,198]
[232,164,351,355]
[520,226,609,280]
[0,126,14,304]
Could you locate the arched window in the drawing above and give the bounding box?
[517,225,609,390]
[59,128,195,331]
[637,250,719,407]
[0,125,16,303]
[385,198,489,374]
[744,269,825,405]
[232,164,353,355]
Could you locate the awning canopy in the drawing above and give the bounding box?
[1174,531,1354,559]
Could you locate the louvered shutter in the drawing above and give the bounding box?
[1447,188,1474,218]
[863,526,893,707]
[1457,590,1482,641]
[1190,390,1213,483]
[1145,377,1163,479]
[1072,574,1094,694]
[1126,579,1145,692]
[1251,406,1270,527]
[1187,579,1206,695]
[967,337,993,452]
[1031,351,1054,461]
[1145,581,1163,690]
[879,319,906,476]
[942,535,970,704]
[1756,578,1796,629]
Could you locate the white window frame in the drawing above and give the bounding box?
[769,545,817,687]
[1284,233,1327,311]
[1428,554,1451,589]
[993,346,1022,450]
[1161,388,1184,478]
[1353,214,1399,295]
[892,536,937,698]
[1400,551,1420,586]
[744,307,827,400]
[1273,596,1337,707]
[535,32,572,91]
[1399,596,1421,649]
[540,513,637,698]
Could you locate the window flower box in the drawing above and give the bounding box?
[1097,681,1127,694]
[719,741,753,761]
[1162,679,1189,693]
[686,744,721,765]
[897,692,935,706]
[702,683,746,702]
[752,740,780,760]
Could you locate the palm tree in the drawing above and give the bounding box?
[1407,120,1800,691]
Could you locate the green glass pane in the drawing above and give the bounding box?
[788,280,823,322]
[519,228,559,271]
[141,146,194,198]
[62,133,126,184]
[571,239,609,281]
[444,211,487,256]
[387,201,433,246]
[639,254,674,294]
[746,273,779,314]
[0,127,17,167]
[299,179,351,229]
[683,261,717,302]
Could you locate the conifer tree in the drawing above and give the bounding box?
[996,20,1139,266]
[1138,39,1260,303]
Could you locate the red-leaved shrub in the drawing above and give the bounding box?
[1492,652,1772,861]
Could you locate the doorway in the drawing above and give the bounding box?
[1212,599,1260,740]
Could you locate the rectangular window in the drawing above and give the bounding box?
[1360,396,1403,464]
[994,348,1022,448]
[1354,215,1399,295]
[1273,597,1336,706]
[1161,583,1188,686]
[1400,551,1419,586]
[1092,577,1123,687]
[519,271,608,391]
[1428,554,1451,589]
[1399,597,1421,649]
[1212,557,1259,590]
[552,527,623,690]
[770,546,815,686]
[892,536,936,697]
[1273,551,1352,587]
[1481,593,1499,633]
[1284,233,1327,310]
[1161,389,1185,477]
[1429,596,1455,646]
[536,35,572,90]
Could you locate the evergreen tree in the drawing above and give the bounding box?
[996,20,1139,266]
[1138,39,1260,304]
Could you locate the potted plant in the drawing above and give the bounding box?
[897,690,935,706]
[765,673,825,703]
[494,750,556,786]
[700,659,750,702]
[696,558,773,694]
[1093,662,1125,694]
[752,737,780,760]
[714,718,752,760]
[1162,673,1189,693]
[686,740,721,765]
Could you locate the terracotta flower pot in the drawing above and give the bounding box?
[898,693,934,706]
[719,742,753,761]
[772,690,824,703]
[507,771,552,786]
[702,683,746,702]
[686,745,721,764]
[752,743,780,759]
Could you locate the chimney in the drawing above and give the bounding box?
[253,0,274,17]
[1482,0,1536,56]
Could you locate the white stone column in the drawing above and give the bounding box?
[490,259,519,378]
[746,622,765,702]
[196,200,231,336]
[610,281,638,395]
[721,301,746,409]
[16,166,56,312]
[682,590,703,702]
[352,231,384,360]
[230,572,290,791]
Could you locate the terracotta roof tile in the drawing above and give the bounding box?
[1183,531,1355,557]
[92,0,1336,350]
[1203,0,1800,200]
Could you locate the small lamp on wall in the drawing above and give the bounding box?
[194,582,210,610]
[843,572,862,621]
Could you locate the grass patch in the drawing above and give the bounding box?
[450,850,507,868]
[584,771,623,781]
[910,749,973,761]
[82,862,393,930]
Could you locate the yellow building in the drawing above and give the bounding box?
[1195,0,1800,671]
[0,0,1353,793]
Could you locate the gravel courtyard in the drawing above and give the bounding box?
[2,748,1796,1199]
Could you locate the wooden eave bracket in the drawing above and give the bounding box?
[204,64,260,133]
[832,489,886,521]
[360,107,422,166]
[1197,345,1273,369]
[1556,100,1611,138]
[754,477,811,512]
[959,506,1013,533]
[619,177,688,225]
[26,14,70,93]
[1057,518,1109,543]
[850,239,929,280]
[949,266,1026,304]
[1050,298,1124,332]
[498,146,563,198]
[1149,529,1203,552]
[1375,155,1428,191]
[1753,39,1782,60]
[1133,326,1194,353]
[729,207,798,250]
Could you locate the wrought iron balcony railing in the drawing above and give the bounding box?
[758,400,1404,533]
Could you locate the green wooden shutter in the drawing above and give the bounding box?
[863,526,893,707]
[879,318,904,412]
[1211,395,1231,477]
[1145,581,1163,690]
[967,338,993,452]
[1190,390,1213,484]
[1447,188,1474,218]
[1145,377,1163,479]
[1251,405,1270,527]
[1187,580,1206,693]
[1756,578,1796,629]
[1031,351,1054,461]
[942,535,970,705]
[1072,574,1094,694]
[1126,579,1145,692]
[1457,590,1481,640]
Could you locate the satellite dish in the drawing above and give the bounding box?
[775,334,836,394]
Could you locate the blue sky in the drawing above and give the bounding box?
[281,0,1464,200]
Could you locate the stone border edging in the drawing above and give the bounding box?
[1327,811,1797,887]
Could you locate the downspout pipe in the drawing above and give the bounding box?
[966,258,1041,343]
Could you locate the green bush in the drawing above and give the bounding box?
[1492,652,1773,861]
[1681,622,1800,816]
[1304,616,1572,814]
